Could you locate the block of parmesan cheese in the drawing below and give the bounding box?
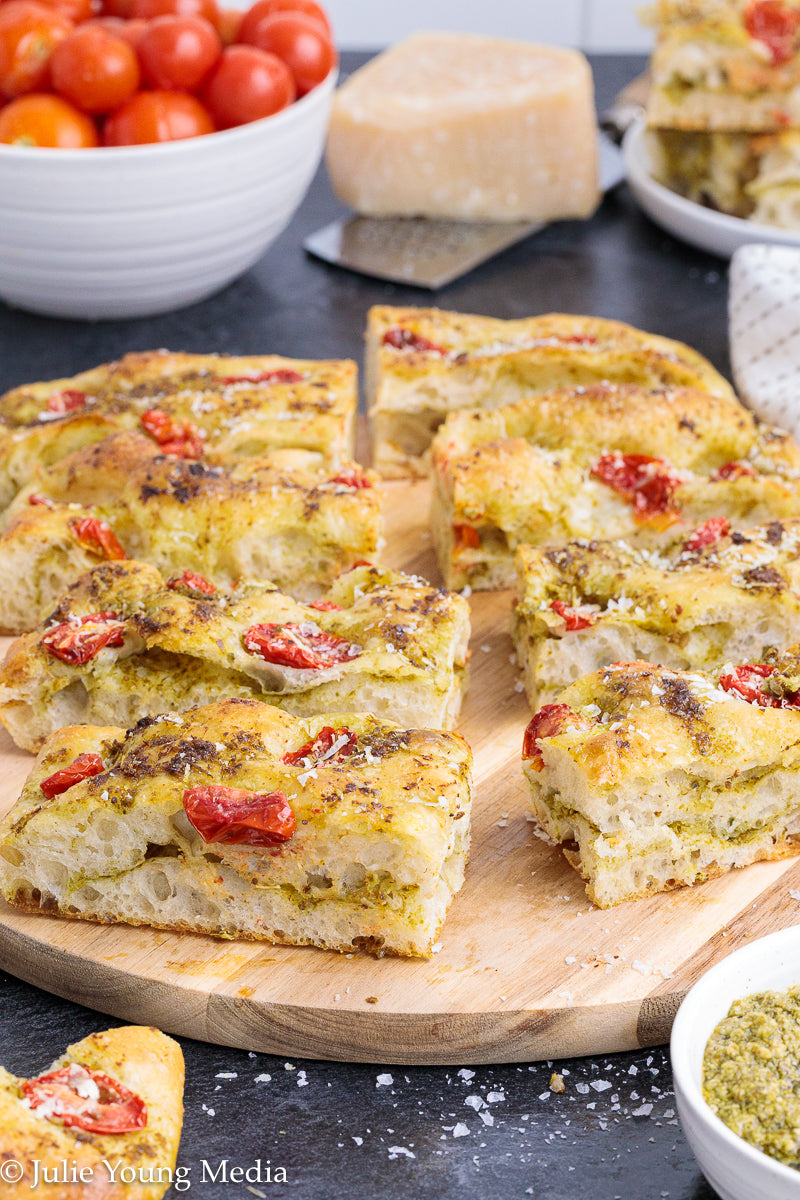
[325,32,600,223]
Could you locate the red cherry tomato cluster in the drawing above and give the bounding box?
[0,0,334,146]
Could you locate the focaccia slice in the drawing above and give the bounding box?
[642,0,800,132]
[0,350,356,511]
[0,560,470,751]
[430,382,800,589]
[0,698,473,958]
[365,305,738,476]
[521,653,800,907]
[513,516,800,705]
[0,432,382,634]
[0,1026,183,1200]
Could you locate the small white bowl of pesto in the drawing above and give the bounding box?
[671,925,800,1200]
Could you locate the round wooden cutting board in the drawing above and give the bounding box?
[1,478,799,1065]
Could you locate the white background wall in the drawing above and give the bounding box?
[325,0,653,52]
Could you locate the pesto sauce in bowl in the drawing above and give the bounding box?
[703,986,800,1169]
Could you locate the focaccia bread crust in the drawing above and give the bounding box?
[430,382,800,589]
[521,653,800,907]
[643,0,800,131]
[513,516,800,705]
[365,305,738,476]
[0,560,470,751]
[0,432,382,634]
[0,698,472,958]
[0,350,357,511]
[0,1026,183,1200]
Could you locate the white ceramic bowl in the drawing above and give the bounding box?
[0,69,335,320]
[671,925,800,1200]
[623,114,800,259]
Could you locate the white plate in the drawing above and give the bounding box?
[622,114,800,259]
[670,925,800,1200]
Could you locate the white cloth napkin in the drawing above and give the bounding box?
[729,244,800,439]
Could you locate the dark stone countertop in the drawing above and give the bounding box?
[0,52,725,1200]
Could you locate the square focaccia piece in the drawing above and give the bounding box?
[0,350,357,511]
[642,0,800,132]
[513,516,800,706]
[0,698,473,958]
[365,305,738,477]
[0,560,470,752]
[0,432,382,634]
[430,382,800,590]
[0,1026,183,1200]
[521,652,800,908]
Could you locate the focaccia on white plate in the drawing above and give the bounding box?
[0,560,470,751]
[0,1026,183,1200]
[0,432,382,634]
[521,652,800,907]
[365,305,738,477]
[430,381,800,590]
[513,515,800,705]
[0,349,357,511]
[0,698,472,958]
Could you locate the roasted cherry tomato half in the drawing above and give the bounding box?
[183,784,296,845]
[40,751,105,798]
[22,1064,146,1133]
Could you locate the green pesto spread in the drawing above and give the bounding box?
[703,987,800,1168]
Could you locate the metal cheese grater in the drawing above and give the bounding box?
[304,134,627,290]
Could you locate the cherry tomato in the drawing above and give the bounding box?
[522,704,592,772]
[136,13,220,90]
[216,5,240,43]
[201,43,293,128]
[70,515,126,559]
[549,599,598,631]
[239,9,334,95]
[238,0,331,42]
[243,621,359,669]
[0,1,73,99]
[683,516,731,552]
[183,784,296,845]
[40,752,105,798]
[0,91,98,144]
[130,0,220,29]
[165,569,216,596]
[744,0,800,64]
[218,367,302,383]
[103,88,214,143]
[282,725,357,766]
[32,0,96,24]
[712,459,756,481]
[47,387,87,410]
[22,1066,146,1134]
[50,25,140,112]
[84,15,148,47]
[140,407,204,456]
[99,0,133,17]
[590,452,682,521]
[382,326,447,353]
[41,612,127,664]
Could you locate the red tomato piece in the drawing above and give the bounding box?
[0,90,99,145]
[70,516,126,560]
[328,469,371,489]
[238,0,331,40]
[22,1065,146,1133]
[103,88,214,144]
[719,663,782,707]
[50,25,140,113]
[136,13,221,90]
[382,327,447,354]
[41,611,126,664]
[453,524,480,552]
[141,408,203,458]
[46,388,87,413]
[744,0,800,63]
[166,569,216,596]
[522,703,592,772]
[28,492,53,506]
[307,599,342,611]
[218,368,303,384]
[0,2,73,99]
[712,460,756,481]
[130,0,219,25]
[590,452,682,522]
[243,621,360,669]
[183,784,296,845]
[683,517,731,552]
[282,724,357,766]
[200,42,294,127]
[40,751,105,799]
[550,599,598,631]
[558,334,598,344]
